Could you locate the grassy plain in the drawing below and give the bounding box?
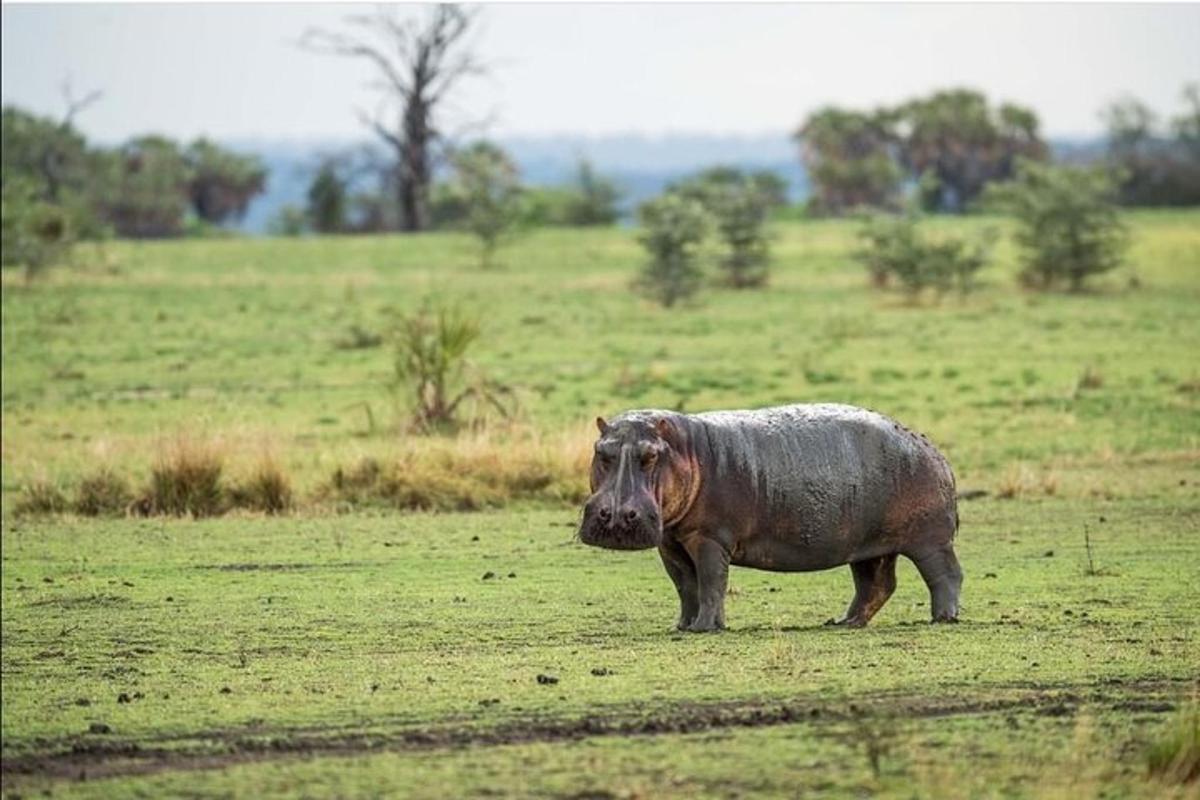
[2,211,1199,796]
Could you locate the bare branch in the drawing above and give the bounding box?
[60,79,103,127]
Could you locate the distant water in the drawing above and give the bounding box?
[228,132,810,235]
[227,133,1102,235]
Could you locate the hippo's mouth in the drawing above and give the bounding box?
[578,519,662,551]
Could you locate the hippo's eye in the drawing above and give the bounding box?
[641,451,658,469]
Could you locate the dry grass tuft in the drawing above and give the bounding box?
[322,428,592,512]
[1147,704,1200,785]
[14,479,70,516]
[74,467,133,516]
[229,456,293,514]
[140,437,226,517]
[996,462,1060,500]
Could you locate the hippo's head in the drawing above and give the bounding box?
[578,413,698,551]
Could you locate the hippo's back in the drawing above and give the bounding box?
[688,404,956,567]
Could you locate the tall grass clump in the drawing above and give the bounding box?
[14,478,70,515]
[74,467,133,516]
[392,302,513,432]
[1147,704,1200,785]
[142,438,226,517]
[228,457,293,514]
[322,427,591,512]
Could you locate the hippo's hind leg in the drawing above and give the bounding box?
[827,554,898,628]
[909,543,963,623]
[658,538,700,631]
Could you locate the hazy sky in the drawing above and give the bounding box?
[2,3,1198,143]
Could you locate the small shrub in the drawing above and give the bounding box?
[1077,366,1105,391]
[74,468,133,516]
[142,439,225,517]
[14,479,70,515]
[1146,704,1199,785]
[229,458,293,514]
[986,159,1129,291]
[635,194,710,307]
[391,303,513,432]
[855,213,994,298]
[446,141,524,268]
[333,324,383,350]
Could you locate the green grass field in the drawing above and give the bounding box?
[2,212,1198,797]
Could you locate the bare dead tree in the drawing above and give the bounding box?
[301,4,484,233]
[60,79,103,128]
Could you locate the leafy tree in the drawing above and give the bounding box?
[1,106,106,244]
[795,107,901,215]
[302,5,484,232]
[896,89,1046,212]
[1102,88,1200,207]
[185,139,266,225]
[986,160,1128,291]
[1172,83,1200,158]
[635,194,710,307]
[563,159,621,226]
[94,136,192,238]
[445,141,524,268]
[306,161,348,234]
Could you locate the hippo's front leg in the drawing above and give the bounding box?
[658,538,699,630]
[681,536,730,632]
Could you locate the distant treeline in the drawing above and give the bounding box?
[3,82,1199,267]
[1,107,266,244]
[795,85,1200,216]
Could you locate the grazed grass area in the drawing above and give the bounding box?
[2,211,1198,795]
[2,492,1197,794]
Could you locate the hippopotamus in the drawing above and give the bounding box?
[578,404,962,631]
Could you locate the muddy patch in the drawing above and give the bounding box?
[196,562,372,572]
[1,678,1190,788]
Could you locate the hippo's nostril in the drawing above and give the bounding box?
[597,507,612,522]
[623,509,639,524]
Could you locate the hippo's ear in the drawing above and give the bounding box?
[595,416,610,435]
[655,417,682,448]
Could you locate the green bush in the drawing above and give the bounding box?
[670,169,774,288]
[987,159,1129,291]
[855,213,994,298]
[1,178,76,279]
[634,194,710,307]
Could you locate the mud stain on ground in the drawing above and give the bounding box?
[1,678,1190,788]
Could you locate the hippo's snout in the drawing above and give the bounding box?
[579,494,663,551]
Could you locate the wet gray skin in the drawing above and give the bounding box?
[578,404,963,632]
